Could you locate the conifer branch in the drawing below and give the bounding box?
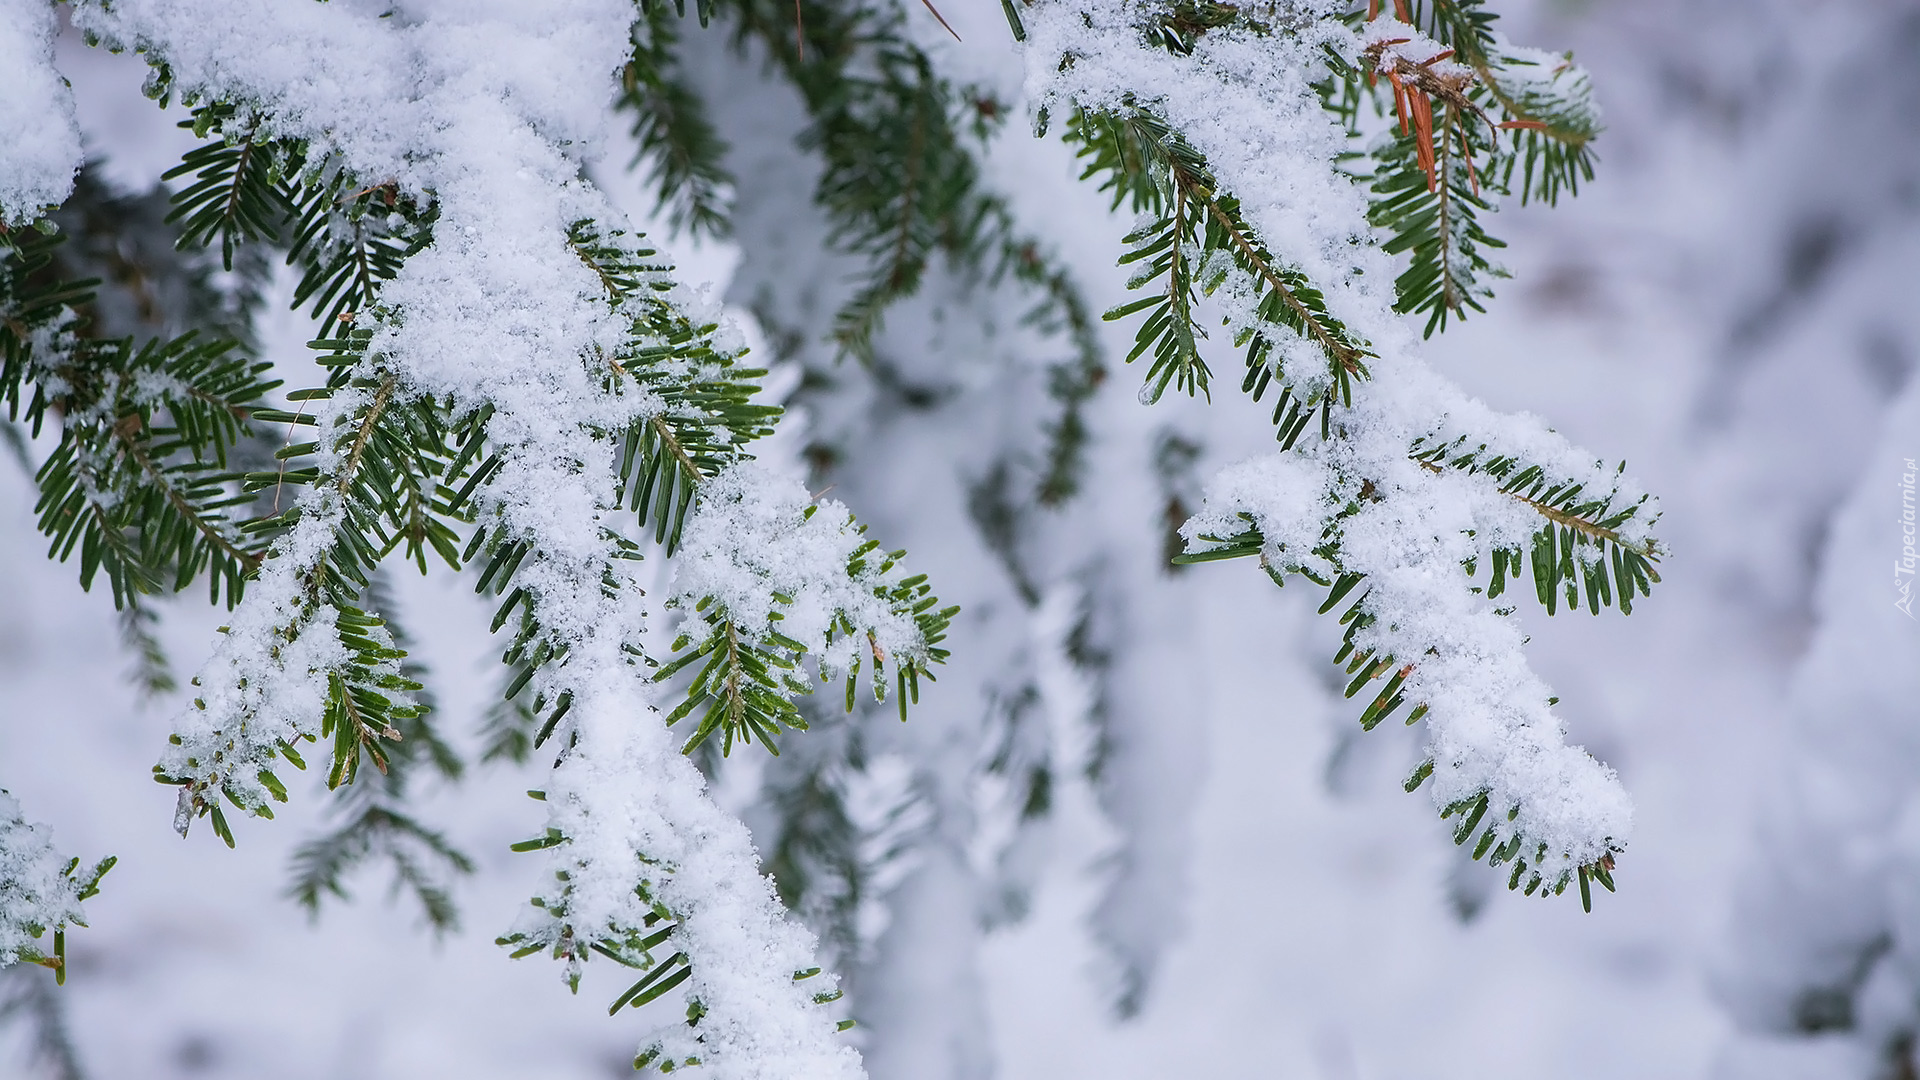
[163,109,297,270]
[1025,0,1650,905]
[621,3,734,237]
[338,374,396,495]
[289,803,474,933]
[1078,106,1371,407]
[727,0,1099,388]
[1195,190,1368,377]
[111,415,263,577]
[0,961,88,1078]
[649,413,701,487]
[0,792,115,983]
[0,0,1663,1064]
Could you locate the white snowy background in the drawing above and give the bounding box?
[3,0,1919,1077]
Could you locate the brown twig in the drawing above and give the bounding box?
[918,0,962,41]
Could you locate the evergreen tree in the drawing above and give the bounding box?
[0,0,1660,1073]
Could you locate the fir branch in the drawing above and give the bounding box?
[621,4,734,238]
[1479,47,1599,206]
[1075,106,1372,410]
[1167,408,1657,907]
[456,224,953,781]
[162,108,299,270]
[287,180,434,330]
[1358,3,1599,204]
[1195,190,1370,382]
[60,10,906,1073]
[1174,521,1629,905]
[291,797,465,903]
[109,402,263,577]
[565,221,777,550]
[656,617,804,755]
[659,465,959,755]
[0,964,88,1080]
[0,792,115,983]
[1301,4,1600,328]
[713,0,1111,509]
[288,801,475,934]
[1408,436,1661,615]
[162,331,463,837]
[116,595,177,700]
[727,0,1095,377]
[1366,111,1508,336]
[820,53,943,364]
[28,332,275,609]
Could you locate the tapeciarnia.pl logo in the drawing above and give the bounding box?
[1900,457,1916,619]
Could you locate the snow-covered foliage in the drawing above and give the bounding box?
[0,0,80,226]
[504,678,863,1079]
[47,0,922,1070]
[1024,0,1373,306]
[1019,0,1647,890]
[0,0,1753,1073]
[0,793,108,974]
[673,465,934,672]
[1181,425,1643,880]
[666,463,951,749]
[7,0,1920,1073]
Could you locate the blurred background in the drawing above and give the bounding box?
[3,0,1918,1077]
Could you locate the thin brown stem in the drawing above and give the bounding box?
[1415,457,1654,554]
[648,414,700,483]
[111,417,261,575]
[723,621,745,740]
[1190,187,1368,374]
[339,374,397,495]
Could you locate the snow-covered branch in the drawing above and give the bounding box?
[0,792,111,979]
[1025,0,1651,895]
[663,463,956,751]
[68,0,917,1070]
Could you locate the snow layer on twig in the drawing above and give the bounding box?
[672,463,931,677]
